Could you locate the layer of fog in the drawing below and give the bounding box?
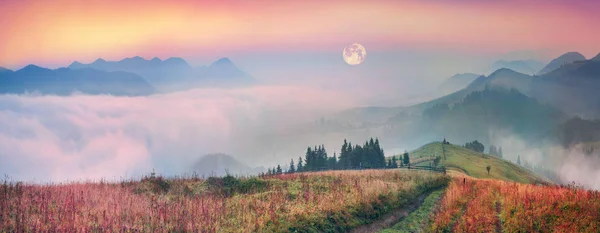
[0,85,370,182]
[3,87,600,189]
[490,131,600,190]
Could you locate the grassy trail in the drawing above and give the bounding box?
[378,189,445,233]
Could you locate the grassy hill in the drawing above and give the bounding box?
[391,142,551,184]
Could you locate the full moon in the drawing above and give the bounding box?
[343,43,366,65]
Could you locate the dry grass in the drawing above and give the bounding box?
[1,169,448,232]
[431,177,600,232]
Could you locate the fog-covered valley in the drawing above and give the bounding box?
[2,51,600,190]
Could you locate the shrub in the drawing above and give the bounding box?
[208,175,268,196]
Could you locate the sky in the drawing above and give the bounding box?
[1,0,600,69]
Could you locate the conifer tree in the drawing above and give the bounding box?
[289,159,295,173]
[339,139,348,169]
[297,156,304,172]
[305,147,313,171]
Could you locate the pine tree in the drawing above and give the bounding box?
[320,145,328,169]
[289,159,295,173]
[352,144,362,168]
[305,147,313,171]
[340,139,348,169]
[387,159,392,168]
[403,151,410,166]
[331,152,337,170]
[376,138,385,168]
[392,156,398,168]
[267,168,272,175]
[517,155,521,165]
[313,145,318,170]
[297,157,304,172]
[347,142,354,168]
[276,165,282,175]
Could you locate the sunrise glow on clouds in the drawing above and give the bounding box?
[1,0,600,68]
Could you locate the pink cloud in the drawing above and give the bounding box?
[0,85,356,182]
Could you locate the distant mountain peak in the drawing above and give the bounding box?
[208,57,244,74]
[151,57,161,62]
[490,68,520,76]
[19,64,49,72]
[591,53,600,61]
[163,57,190,67]
[164,57,185,62]
[538,52,586,75]
[192,153,260,176]
[94,58,106,63]
[213,57,232,65]
[561,51,585,58]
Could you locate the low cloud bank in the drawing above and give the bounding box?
[557,145,600,190]
[491,131,600,190]
[0,85,355,182]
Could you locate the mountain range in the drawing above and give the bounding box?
[412,52,600,117]
[0,65,155,96]
[331,51,600,149]
[69,56,254,92]
[0,57,254,95]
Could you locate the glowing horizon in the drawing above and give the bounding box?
[1,0,600,68]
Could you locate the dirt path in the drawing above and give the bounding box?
[348,190,434,233]
[495,201,502,233]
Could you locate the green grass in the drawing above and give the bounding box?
[390,142,552,184]
[379,189,445,233]
[441,143,551,184]
[390,142,444,160]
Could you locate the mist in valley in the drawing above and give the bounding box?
[2,50,600,191]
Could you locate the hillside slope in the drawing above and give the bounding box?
[393,142,551,184]
[418,88,564,145]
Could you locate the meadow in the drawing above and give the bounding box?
[403,142,550,184]
[1,169,448,232]
[431,177,600,232]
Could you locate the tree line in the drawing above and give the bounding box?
[464,140,485,153]
[488,145,503,158]
[464,140,503,159]
[264,138,402,176]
